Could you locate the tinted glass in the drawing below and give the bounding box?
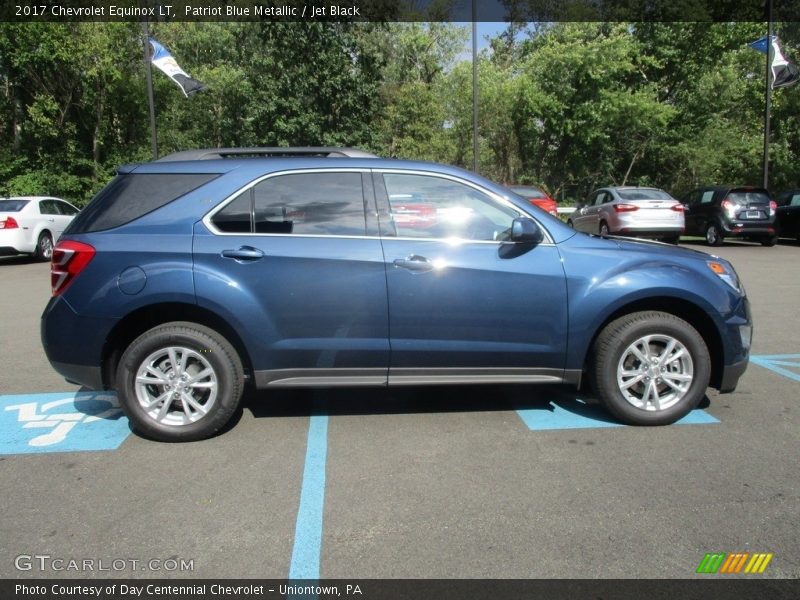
[382,173,519,241]
[727,190,770,206]
[253,172,366,236]
[212,190,252,233]
[0,199,29,212]
[509,186,546,198]
[617,189,673,200]
[700,191,715,204]
[39,200,59,215]
[55,200,79,216]
[791,194,800,207]
[67,173,218,233]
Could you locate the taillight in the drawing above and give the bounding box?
[613,204,639,213]
[770,200,777,216]
[0,216,18,229]
[671,204,685,212]
[721,198,736,217]
[51,240,95,296]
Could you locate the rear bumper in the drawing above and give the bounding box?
[0,229,32,253]
[720,221,775,237]
[50,361,104,389]
[613,227,684,238]
[41,296,116,390]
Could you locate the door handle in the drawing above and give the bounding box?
[393,255,434,273]
[221,246,265,262]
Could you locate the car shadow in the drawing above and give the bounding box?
[0,255,42,266]
[242,383,710,422]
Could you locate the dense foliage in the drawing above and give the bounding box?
[1,21,797,205]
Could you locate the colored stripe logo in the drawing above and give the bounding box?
[696,552,773,574]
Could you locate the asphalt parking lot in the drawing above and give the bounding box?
[0,239,799,581]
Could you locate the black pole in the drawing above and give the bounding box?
[472,0,479,173]
[763,0,773,189]
[142,20,158,160]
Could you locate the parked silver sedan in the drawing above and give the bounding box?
[568,187,685,243]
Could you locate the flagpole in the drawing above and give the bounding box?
[142,19,158,160]
[472,0,479,173]
[762,0,773,189]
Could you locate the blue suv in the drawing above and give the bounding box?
[41,148,751,441]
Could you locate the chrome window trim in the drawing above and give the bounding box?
[202,167,555,245]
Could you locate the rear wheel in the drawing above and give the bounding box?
[599,221,610,236]
[567,220,574,228]
[705,223,723,246]
[760,235,777,247]
[116,322,244,442]
[663,235,680,245]
[589,311,711,425]
[34,231,53,261]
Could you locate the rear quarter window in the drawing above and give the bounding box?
[66,173,218,233]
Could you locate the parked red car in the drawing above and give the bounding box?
[508,185,558,217]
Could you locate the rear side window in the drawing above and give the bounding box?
[0,199,29,212]
[211,172,367,236]
[67,173,218,233]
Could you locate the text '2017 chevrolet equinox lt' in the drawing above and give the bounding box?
[41,148,751,441]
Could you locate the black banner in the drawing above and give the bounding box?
[3,0,800,23]
[3,579,800,600]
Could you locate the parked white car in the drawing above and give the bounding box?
[0,196,80,261]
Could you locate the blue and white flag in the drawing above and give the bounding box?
[749,36,800,89]
[149,38,207,97]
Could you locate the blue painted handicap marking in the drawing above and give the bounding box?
[516,396,718,431]
[0,391,131,454]
[750,354,800,383]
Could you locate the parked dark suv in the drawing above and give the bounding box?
[41,148,752,441]
[681,186,777,246]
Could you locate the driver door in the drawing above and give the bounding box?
[374,170,568,381]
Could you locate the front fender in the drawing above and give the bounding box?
[559,237,741,370]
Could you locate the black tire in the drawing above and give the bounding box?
[116,322,244,442]
[599,221,610,236]
[705,223,723,246]
[34,231,53,262]
[567,220,574,228]
[663,235,680,245]
[588,311,711,426]
[760,235,777,247]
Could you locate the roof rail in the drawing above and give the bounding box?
[155,147,379,162]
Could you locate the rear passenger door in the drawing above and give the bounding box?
[193,169,390,386]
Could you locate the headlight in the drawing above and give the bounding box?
[707,260,741,293]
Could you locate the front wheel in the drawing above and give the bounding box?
[589,311,711,425]
[116,322,244,442]
[599,221,610,236]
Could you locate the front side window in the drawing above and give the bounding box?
[55,201,79,216]
[39,200,58,215]
[381,173,519,241]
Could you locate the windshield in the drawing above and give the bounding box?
[0,199,30,212]
[617,189,673,201]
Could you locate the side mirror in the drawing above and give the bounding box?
[511,217,544,244]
